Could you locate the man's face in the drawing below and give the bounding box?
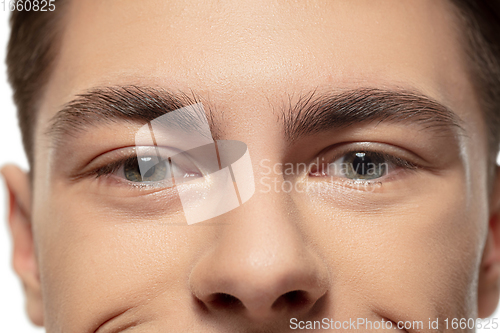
[12,0,500,331]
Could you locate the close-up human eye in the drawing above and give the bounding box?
[310,149,418,182]
[307,142,420,185]
[122,156,170,183]
[84,147,205,189]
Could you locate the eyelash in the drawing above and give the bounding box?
[90,155,140,179]
[340,151,418,169]
[82,145,419,190]
[76,151,166,184]
[309,149,419,183]
[80,154,175,191]
[83,149,205,189]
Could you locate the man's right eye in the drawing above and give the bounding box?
[79,146,206,189]
[120,156,203,184]
[123,157,170,182]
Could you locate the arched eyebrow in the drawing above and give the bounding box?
[46,85,222,144]
[46,85,465,147]
[281,87,465,142]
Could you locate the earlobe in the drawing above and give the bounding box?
[1,165,44,326]
[478,166,500,318]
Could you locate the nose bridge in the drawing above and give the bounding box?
[189,185,330,320]
[227,149,314,253]
[214,191,305,273]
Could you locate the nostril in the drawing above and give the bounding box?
[272,290,309,311]
[208,293,244,310]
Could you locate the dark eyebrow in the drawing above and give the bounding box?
[47,85,221,144]
[48,86,465,148]
[282,87,465,142]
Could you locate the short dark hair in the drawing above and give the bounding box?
[450,0,500,176]
[6,0,500,170]
[6,0,66,167]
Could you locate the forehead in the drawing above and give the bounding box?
[43,0,471,101]
[35,0,488,165]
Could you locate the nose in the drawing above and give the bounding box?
[189,196,330,322]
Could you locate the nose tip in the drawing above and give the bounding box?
[190,250,329,321]
[189,187,330,324]
[201,290,320,321]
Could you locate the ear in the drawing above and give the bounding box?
[478,165,500,318]
[1,165,43,326]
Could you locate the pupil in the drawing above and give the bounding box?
[123,158,168,182]
[352,152,373,176]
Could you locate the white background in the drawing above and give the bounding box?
[0,8,499,333]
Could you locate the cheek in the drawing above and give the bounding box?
[294,166,487,319]
[32,189,215,331]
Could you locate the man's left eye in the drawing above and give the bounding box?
[310,150,417,181]
[331,151,388,180]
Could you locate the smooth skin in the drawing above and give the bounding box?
[3,0,500,332]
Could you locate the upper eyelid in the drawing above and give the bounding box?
[314,141,425,167]
[331,151,418,169]
[84,148,204,184]
[83,145,184,170]
[307,146,421,184]
[71,146,171,181]
[94,156,139,178]
[89,157,173,187]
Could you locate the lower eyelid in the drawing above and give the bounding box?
[106,164,208,188]
[301,168,415,196]
[99,173,175,191]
